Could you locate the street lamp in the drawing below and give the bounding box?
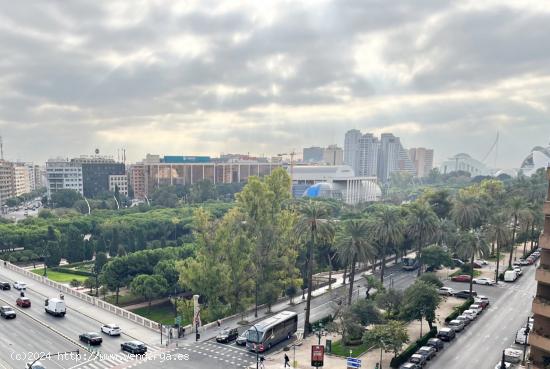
[251,325,260,369]
[314,323,324,345]
[499,349,507,369]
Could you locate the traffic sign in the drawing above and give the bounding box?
[346,357,361,368]
[311,345,324,367]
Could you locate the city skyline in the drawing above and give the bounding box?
[1,1,550,167]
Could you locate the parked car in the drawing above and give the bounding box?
[515,327,529,345]
[121,341,147,354]
[475,259,489,266]
[409,354,427,367]
[513,267,523,276]
[470,304,484,315]
[16,297,31,308]
[0,305,16,319]
[436,328,456,342]
[216,328,239,343]
[472,261,483,268]
[236,331,248,346]
[475,295,490,307]
[473,277,495,286]
[462,309,478,320]
[455,315,472,326]
[504,270,518,282]
[416,346,436,360]
[13,282,27,290]
[79,332,103,346]
[399,363,421,369]
[451,274,471,283]
[504,348,522,364]
[525,257,535,265]
[101,324,122,336]
[514,259,530,266]
[494,361,512,369]
[426,338,444,351]
[0,282,10,290]
[451,258,465,267]
[438,287,455,296]
[455,290,478,299]
[448,320,465,332]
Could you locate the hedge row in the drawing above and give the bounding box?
[50,267,94,277]
[62,260,95,268]
[390,327,438,368]
[444,297,474,323]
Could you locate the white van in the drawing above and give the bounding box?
[45,298,66,317]
[504,270,518,282]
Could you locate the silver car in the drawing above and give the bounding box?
[448,319,465,332]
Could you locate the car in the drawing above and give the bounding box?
[469,304,483,315]
[515,327,529,345]
[448,320,465,332]
[101,324,122,336]
[16,297,31,308]
[79,332,103,346]
[416,346,437,360]
[475,259,489,266]
[455,315,472,326]
[494,361,512,369]
[26,361,46,369]
[527,317,534,330]
[515,259,530,266]
[476,295,490,306]
[409,354,427,367]
[13,282,27,290]
[473,277,495,286]
[451,274,471,283]
[504,348,522,364]
[525,257,535,264]
[0,282,10,290]
[472,261,483,268]
[121,341,147,354]
[236,331,248,346]
[436,328,456,342]
[462,309,478,320]
[426,338,444,352]
[216,328,239,343]
[454,290,478,299]
[399,363,421,369]
[451,258,465,267]
[437,287,455,296]
[513,267,523,276]
[0,305,16,319]
[473,298,489,309]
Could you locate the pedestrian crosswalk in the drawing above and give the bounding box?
[183,341,258,368]
[69,345,162,369]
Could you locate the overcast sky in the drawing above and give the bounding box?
[1,0,549,167]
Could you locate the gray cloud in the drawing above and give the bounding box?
[0,0,548,169]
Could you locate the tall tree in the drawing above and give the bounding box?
[507,196,525,268]
[336,219,373,304]
[370,205,403,283]
[363,320,409,360]
[487,212,511,284]
[406,201,438,276]
[295,199,333,335]
[458,230,490,294]
[400,280,441,337]
[452,193,482,231]
[130,274,168,311]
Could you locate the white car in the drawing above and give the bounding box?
[101,324,122,336]
[476,295,490,305]
[494,362,512,369]
[438,287,455,296]
[475,259,489,266]
[13,282,27,290]
[463,309,478,320]
[473,277,495,286]
[469,304,483,314]
[513,267,523,276]
[515,327,529,345]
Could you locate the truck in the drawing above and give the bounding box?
[504,270,518,282]
[45,298,66,317]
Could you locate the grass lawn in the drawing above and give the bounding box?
[130,301,189,326]
[105,292,146,307]
[32,268,89,283]
[330,339,371,357]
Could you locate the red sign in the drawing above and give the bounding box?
[311,345,324,367]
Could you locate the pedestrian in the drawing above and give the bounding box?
[284,353,290,368]
[259,356,265,369]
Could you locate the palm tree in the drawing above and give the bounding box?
[406,201,438,276]
[487,212,512,284]
[519,208,534,257]
[336,219,373,305]
[370,205,404,283]
[451,193,482,231]
[507,196,525,268]
[295,199,333,336]
[459,229,490,294]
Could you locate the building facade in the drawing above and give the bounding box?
[358,133,380,177]
[440,153,491,176]
[0,160,14,206]
[323,145,344,165]
[409,147,434,178]
[303,147,325,163]
[344,129,362,174]
[13,164,31,196]
[78,159,125,198]
[109,175,129,196]
[128,164,146,199]
[530,167,550,368]
[46,158,84,197]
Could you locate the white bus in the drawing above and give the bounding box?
[246,311,298,352]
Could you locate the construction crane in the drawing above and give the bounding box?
[481,131,499,168]
[277,150,297,195]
